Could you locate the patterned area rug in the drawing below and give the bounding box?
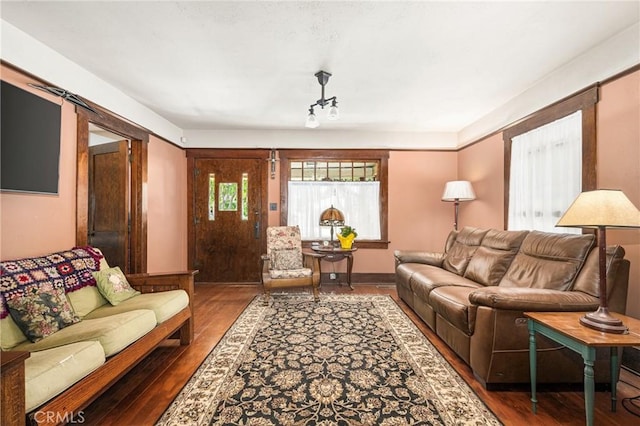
[157,294,501,425]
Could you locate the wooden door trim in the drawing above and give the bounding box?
[186,149,269,278]
[130,140,148,272]
[76,108,148,273]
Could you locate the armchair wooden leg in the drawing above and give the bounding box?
[312,285,319,302]
[263,288,270,306]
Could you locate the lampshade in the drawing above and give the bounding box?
[442,181,476,201]
[305,109,319,128]
[327,100,339,120]
[556,189,640,228]
[556,189,640,334]
[319,205,345,226]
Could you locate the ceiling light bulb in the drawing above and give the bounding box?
[305,109,319,128]
[327,100,339,120]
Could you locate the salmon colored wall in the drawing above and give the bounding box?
[267,151,281,227]
[358,150,458,274]
[597,70,640,318]
[0,65,78,260]
[458,133,504,230]
[147,136,188,272]
[461,70,640,318]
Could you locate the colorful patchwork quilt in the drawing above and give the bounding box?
[0,246,103,319]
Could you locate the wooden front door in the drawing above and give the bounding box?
[88,140,130,272]
[190,152,267,283]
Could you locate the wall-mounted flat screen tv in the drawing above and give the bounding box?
[1,80,62,195]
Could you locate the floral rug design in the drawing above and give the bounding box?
[157,294,501,425]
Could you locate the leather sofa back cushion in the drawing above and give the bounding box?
[572,245,625,298]
[444,230,459,253]
[463,229,529,286]
[499,231,595,290]
[442,227,489,276]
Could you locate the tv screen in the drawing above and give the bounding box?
[1,80,62,195]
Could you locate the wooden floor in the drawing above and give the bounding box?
[82,283,640,425]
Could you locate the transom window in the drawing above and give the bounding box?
[290,161,379,182]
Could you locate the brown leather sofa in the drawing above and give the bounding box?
[395,227,630,388]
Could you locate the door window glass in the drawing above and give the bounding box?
[208,173,215,220]
[219,182,238,211]
[241,173,249,220]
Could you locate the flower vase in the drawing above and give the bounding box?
[337,233,355,249]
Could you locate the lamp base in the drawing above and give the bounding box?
[579,307,628,334]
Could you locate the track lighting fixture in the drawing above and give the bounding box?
[305,70,339,128]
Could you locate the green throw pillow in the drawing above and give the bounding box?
[93,266,140,306]
[6,284,80,342]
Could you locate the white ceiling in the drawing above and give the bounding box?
[1,1,639,140]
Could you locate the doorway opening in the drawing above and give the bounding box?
[88,124,131,272]
[76,108,149,273]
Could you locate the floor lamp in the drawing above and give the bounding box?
[556,189,640,333]
[442,181,476,231]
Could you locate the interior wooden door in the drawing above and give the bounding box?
[192,157,266,283]
[88,140,129,272]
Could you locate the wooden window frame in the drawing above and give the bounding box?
[279,149,389,249]
[503,85,598,229]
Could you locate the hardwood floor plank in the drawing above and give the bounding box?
[80,284,640,425]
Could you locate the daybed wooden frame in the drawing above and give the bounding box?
[0,270,197,426]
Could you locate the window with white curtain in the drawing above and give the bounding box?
[288,181,381,240]
[279,150,389,248]
[508,110,582,233]
[504,85,598,232]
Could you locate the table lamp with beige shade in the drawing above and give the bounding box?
[556,189,640,334]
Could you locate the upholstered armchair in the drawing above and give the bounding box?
[260,226,321,304]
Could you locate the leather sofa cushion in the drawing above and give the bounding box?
[444,229,459,252]
[464,229,529,286]
[395,263,416,291]
[442,227,489,275]
[572,245,626,298]
[499,231,595,290]
[429,286,479,335]
[408,264,480,301]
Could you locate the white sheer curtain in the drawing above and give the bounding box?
[508,110,582,233]
[288,181,381,240]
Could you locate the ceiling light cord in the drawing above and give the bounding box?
[305,70,339,128]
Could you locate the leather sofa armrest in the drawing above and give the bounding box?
[469,287,600,311]
[394,250,445,267]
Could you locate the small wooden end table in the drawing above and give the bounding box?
[525,311,640,426]
[311,246,357,290]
